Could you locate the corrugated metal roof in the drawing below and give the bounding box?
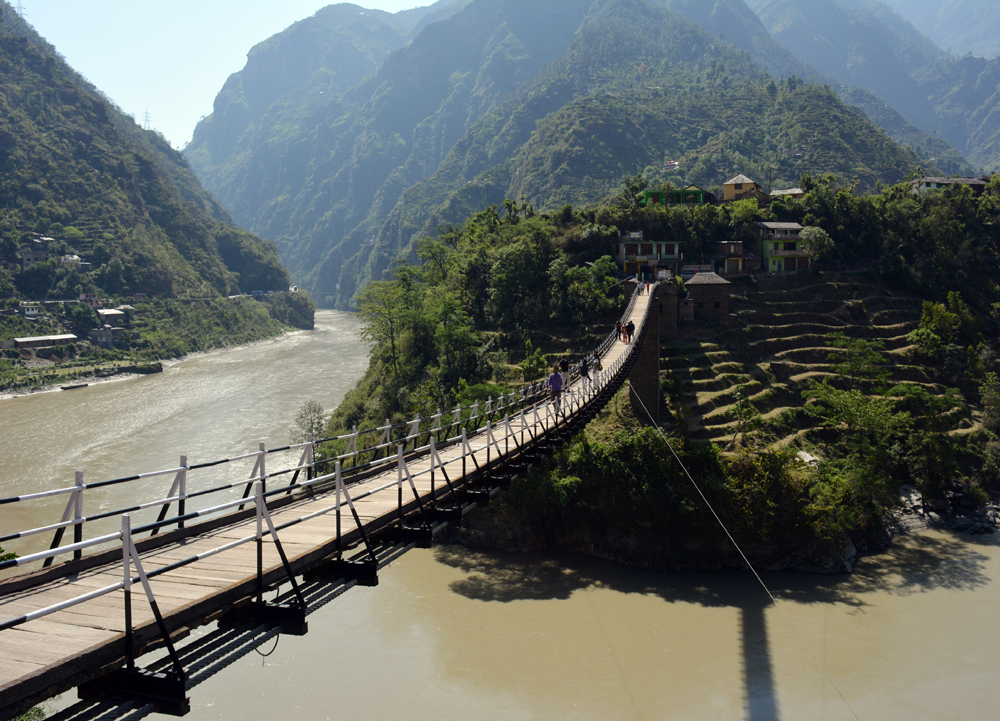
[724,174,757,186]
[14,334,78,343]
[771,188,804,195]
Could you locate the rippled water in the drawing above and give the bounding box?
[178,532,1000,721]
[0,310,370,557]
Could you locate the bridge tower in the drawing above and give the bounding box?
[628,279,678,423]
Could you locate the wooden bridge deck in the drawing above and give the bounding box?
[0,291,652,716]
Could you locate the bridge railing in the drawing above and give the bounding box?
[0,283,652,572]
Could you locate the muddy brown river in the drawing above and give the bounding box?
[2,310,997,720]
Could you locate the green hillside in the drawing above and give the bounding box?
[376,23,928,281]
[662,0,972,175]
[0,16,292,303]
[186,0,593,307]
[751,0,1000,171]
[316,176,1000,567]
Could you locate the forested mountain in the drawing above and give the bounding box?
[361,0,930,308]
[749,0,1000,171]
[881,0,1000,59]
[187,0,951,309]
[186,0,593,306]
[661,0,971,174]
[0,3,291,302]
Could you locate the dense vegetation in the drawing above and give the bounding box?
[662,0,973,175]
[0,10,292,302]
[318,173,1000,568]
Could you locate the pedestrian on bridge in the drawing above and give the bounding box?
[626,320,635,344]
[548,364,563,413]
[615,320,622,342]
[592,350,600,376]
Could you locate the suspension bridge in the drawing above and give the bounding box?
[0,282,669,720]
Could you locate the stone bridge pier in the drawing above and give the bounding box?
[628,280,678,424]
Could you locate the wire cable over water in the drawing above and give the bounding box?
[628,388,862,721]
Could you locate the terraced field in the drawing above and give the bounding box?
[662,273,974,449]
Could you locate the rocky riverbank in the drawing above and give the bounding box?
[456,509,864,574]
[454,482,999,576]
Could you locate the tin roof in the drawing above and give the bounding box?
[14,334,78,343]
[724,174,757,186]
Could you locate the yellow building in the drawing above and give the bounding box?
[722,174,761,202]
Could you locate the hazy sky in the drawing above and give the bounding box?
[24,0,426,149]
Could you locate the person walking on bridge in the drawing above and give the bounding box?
[615,320,623,343]
[547,364,563,414]
[626,319,635,344]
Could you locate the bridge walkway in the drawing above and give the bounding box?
[0,288,654,718]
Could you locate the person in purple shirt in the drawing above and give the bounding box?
[547,364,563,413]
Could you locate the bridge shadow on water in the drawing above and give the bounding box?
[434,530,995,720]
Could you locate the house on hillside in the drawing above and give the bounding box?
[97,309,126,325]
[79,292,102,309]
[771,187,805,200]
[910,176,990,196]
[59,254,82,270]
[14,334,77,349]
[641,185,715,207]
[19,303,41,318]
[685,271,731,322]
[711,241,759,275]
[756,221,809,273]
[615,230,682,279]
[91,325,123,349]
[722,174,762,202]
[20,240,50,270]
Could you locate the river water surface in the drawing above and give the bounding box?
[2,310,998,720]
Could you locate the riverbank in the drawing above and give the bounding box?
[0,327,314,401]
[456,480,1000,575]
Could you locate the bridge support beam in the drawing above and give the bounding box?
[658,278,678,341]
[629,286,662,424]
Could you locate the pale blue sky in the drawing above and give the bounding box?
[25,1,425,149]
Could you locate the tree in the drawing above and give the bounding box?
[800,226,833,263]
[70,301,98,329]
[290,400,326,445]
[805,382,909,463]
[615,174,649,216]
[981,372,1000,433]
[415,237,453,284]
[355,280,407,375]
[825,332,889,391]
[729,384,762,449]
